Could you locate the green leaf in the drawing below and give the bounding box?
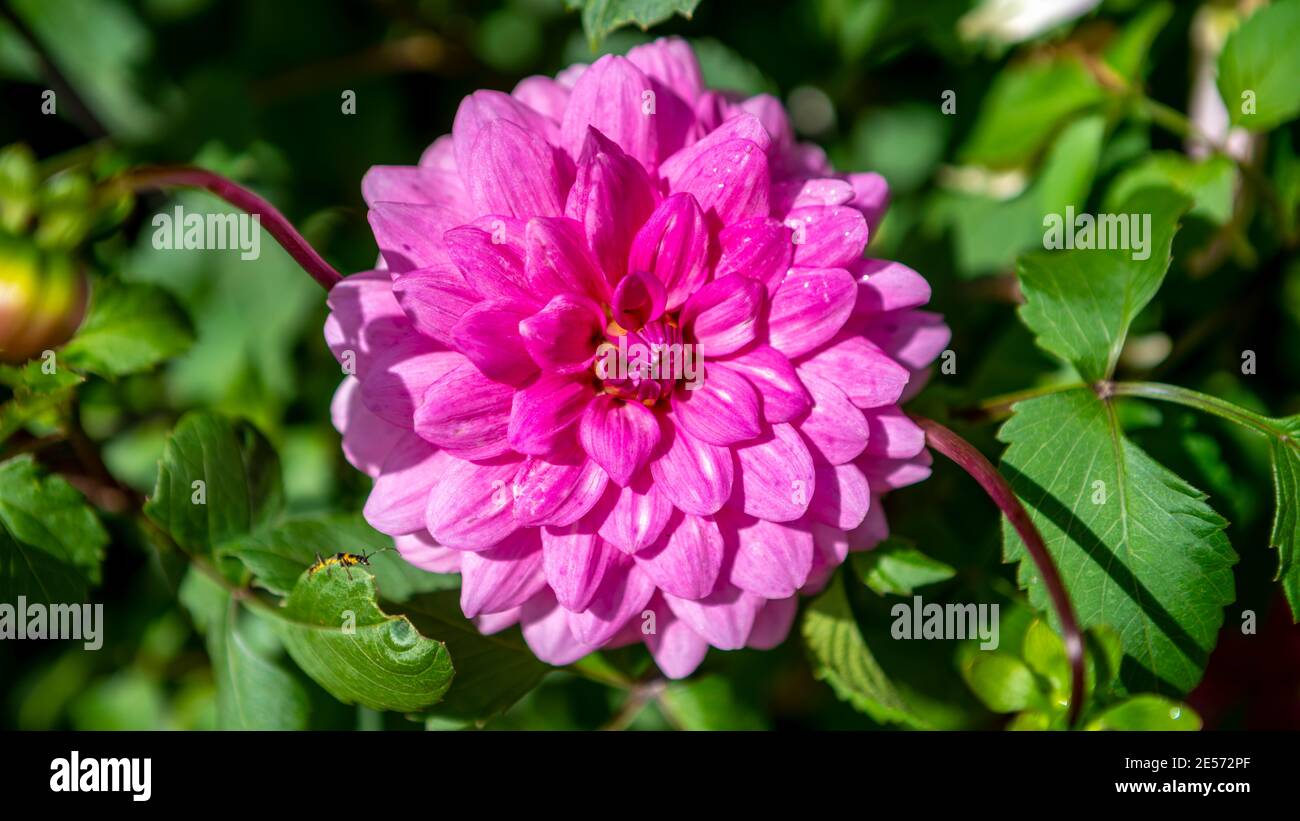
[1101,1,1173,83]
[1086,694,1200,730]
[217,513,458,600]
[940,114,1105,278]
[801,572,917,726]
[998,389,1237,694]
[658,675,767,730]
[566,0,701,49]
[1016,188,1191,382]
[144,411,283,554]
[0,455,107,601]
[60,281,193,377]
[179,569,309,729]
[0,360,83,445]
[1105,153,1236,227]
[273,568,454,713]
[1266,416,1300,616]
[850,537,956,596]
[959,56,1104,169]
[396,591,550,722]
[1217,0,1300,131]
[961,652,1041,714]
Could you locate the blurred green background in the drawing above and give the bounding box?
[1,0,1298,730]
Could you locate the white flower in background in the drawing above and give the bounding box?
[1187,3,1255,162]
[960,0,1101,46]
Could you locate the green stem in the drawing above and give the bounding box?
[1106,380,1285,439]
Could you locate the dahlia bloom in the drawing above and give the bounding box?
[326,37,949,677]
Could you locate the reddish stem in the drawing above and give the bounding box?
[123,166,343,291]
[913,415,1086,729]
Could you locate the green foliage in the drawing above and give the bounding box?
[1016,188,1190,383]
[275,570,454,713]
[1217,0,1300,131]
[60,280,193,377]
[850,538,956,596]
[566,0,701,49]
[144,411,283,554]
[0,455,107,601]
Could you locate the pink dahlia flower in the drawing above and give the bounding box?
[326,37,949,677]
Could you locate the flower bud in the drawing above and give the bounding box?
[0,236,88,364]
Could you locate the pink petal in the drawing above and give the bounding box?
[864,309,950,371]
[644,596,710,678]
[368,202,461,274]
[650,417,735,516]
[452,89,561,184]
[568,559,657,646]
[770,177,854,215]
[324,270,407,368]
[634,512,724,600]
[513,450,609,527]
[395,531,462,574]
[610,269,667,330]
[796,334,909,409]
[859,450,933,491]
[465,119,566,219]
[747,596,798,650]
[767,266,856,358]
[450,300,538,385]
[443,225,534,304]
[565,128,657,283]
[362,165,471,218]
[626,192,711,311]
[414,360,514,460]
[579,394,660,487]
[663,583,763,651]
[670,362,762,446]
[459,528,547,617]
[363,433,440,535]
[598,474,674,554]
[786,206,868,269]
[804,521,850,594]
[360,341,462,428]
[852,259,931,314]
[715,346,810,423]
[738,93,794,149]
[679,273,763,357]
[810,462,871,530]
[520,592,594,665]
[626,37,704,106]
[512,75,569,122]
[660,113,772,183]
[733,422,815,522]
[793,371,870,465]
[424,453,523,550]
[331,377,406,478]
[560,55,657,170]
[670,138,770,228]
[716,217,795,295]
[727,515,814,599]
[542,522,612,611]
[391,266,480,348]
[848,172,890,233]
[508,374,595,456]
[524,217,612,302]
[861,405,927,459]
[519,293,607,375]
